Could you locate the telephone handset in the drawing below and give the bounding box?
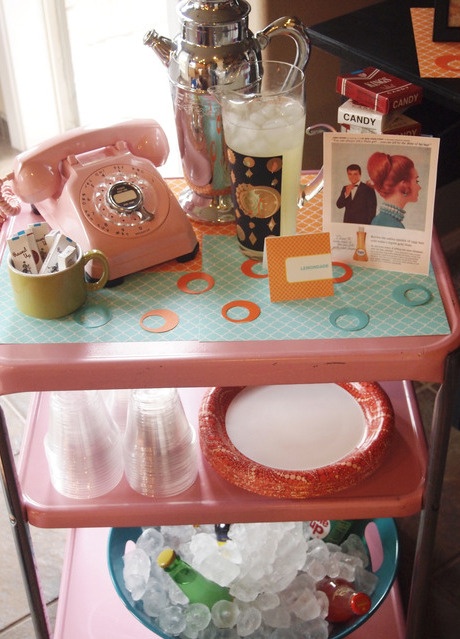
[12,119,198,280]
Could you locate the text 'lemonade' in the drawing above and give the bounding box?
[223,94,306,258]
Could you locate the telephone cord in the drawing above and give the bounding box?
[0,173,21,225]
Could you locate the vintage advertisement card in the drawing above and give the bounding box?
[322,132,440,275]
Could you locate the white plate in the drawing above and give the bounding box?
[198,383,394,499]
[226,384,367,470]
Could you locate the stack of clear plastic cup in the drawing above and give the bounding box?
[102,389,131,432]
[123,388,198,498]
[44,390,124,499]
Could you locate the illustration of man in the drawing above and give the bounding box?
[336,164,377,224]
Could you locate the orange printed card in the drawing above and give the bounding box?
[265,232,334,302]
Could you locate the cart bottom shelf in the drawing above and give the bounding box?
[54,528,407,639]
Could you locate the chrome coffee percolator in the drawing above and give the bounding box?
[144,0,311,223]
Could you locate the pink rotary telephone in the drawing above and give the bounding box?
[12,119,198,280]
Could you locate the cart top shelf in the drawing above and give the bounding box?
[1,178,459,393]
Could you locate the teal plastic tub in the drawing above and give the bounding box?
[108,518,398,639]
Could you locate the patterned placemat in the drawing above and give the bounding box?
[198,235,450,341]
[0,177,450,344]
[0,232,450,344]
[411,8,460,78]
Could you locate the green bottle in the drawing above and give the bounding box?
[157,548,233,609]
[306,520,353,545]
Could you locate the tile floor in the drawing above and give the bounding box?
[1,143,459,638]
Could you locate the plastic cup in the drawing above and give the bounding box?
[102,389,131,432]
[44,390,124,499]
[123,388,198,498]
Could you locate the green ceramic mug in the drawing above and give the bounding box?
[8,247,109,319]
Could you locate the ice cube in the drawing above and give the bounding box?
[263,118,284,130]
[220,539,243,564]
[322,553,340,579]
[306,539,330,562]
[202,628,238,639]
[280,572,313,609]
[190,532,218,563]
[157,605,187,636]
[267,568,298,594]
[289,588,321,622]
[354,565,379,596]
[211,599,240,628]
[229,578,261,602]
[303,557,327,582]
[136,527,164,560]
[270,629,295,639]
[183,603,212,638]
[254,592,280,611]
[122,547,150,601]
[261,605,291,629]
[236,605,262,637]
[281,99,304,124]
[198,552,241,587]
[341,533,370,568]
[293,616,329,639]
[248,108,268,129]
[160,525,196,548]
[315,590,329,619]
[142,578,169,618]
[337,560,356,583]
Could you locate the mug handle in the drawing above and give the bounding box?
[298,123,336,206]
[82,249,110,291]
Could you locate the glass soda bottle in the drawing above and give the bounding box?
[316,577,372,623]
[157,548,233,609]
[306,520,353,545]
[214,523,231,544]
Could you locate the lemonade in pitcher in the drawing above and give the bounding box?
[218,61,306,259]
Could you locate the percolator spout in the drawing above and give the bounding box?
[143,29,176,67]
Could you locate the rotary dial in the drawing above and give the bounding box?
[80,164,162,237]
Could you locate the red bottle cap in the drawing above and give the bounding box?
[350,592,372,616]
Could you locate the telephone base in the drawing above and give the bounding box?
[92,239,199,285]
[84,220,199,280]
[176,241,200,263]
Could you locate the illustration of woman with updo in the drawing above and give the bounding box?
[367,152,421,229]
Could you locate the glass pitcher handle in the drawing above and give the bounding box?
[255,16,311,71]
